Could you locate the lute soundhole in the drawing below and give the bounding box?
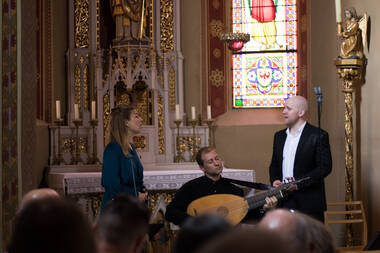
[216,206,229,217]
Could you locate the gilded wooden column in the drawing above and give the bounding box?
[334,58,364,246]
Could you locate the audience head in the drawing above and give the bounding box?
[96,193,150,253]
[174,214,232,253]
[20,188,59,209]
[8,198,95,253]
[302,212,335,253]
[283,96,308,128]
[197,226,290,253]
[259,209,335,253]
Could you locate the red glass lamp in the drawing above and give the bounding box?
[219,32,250,52]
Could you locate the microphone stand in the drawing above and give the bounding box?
[313,87,323,196]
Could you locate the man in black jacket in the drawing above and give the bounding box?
[166,146,277,226]
[269,96,332,222]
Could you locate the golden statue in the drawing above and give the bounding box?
[337,7,368,59]
[111,0,149,42]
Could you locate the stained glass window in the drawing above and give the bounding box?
[232,0,298,108]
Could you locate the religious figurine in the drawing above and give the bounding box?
[111,0,149,42]
[337,7,368,59]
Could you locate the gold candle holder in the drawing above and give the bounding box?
[174,120,184,163]
[88,119,100,164]
[53,119,65,165]
[204,119,215,147]
[69,126,76,165]
[73,119,83,164]
[190,120,198,162]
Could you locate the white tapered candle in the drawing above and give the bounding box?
[207,105,211,120]
[56,100,61,120]
[91,101,96,120]
[191,106,196,120]
[175,104,180,120]
[74,104,79,120]
[335,0,341,23]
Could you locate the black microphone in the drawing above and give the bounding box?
[314,86,322,107]
[313,86,322,129]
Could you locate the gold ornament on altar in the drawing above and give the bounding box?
[337,8,368,59]
[219,32,250,52]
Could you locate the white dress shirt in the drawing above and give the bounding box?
[282,122,307,181]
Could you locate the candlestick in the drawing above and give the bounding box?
[175,104,180,120]
[191,106,196,120]
[74,104,79,120]
[53,119,65,165]
[56,100,61,120]
[91,101,96,120]
[73,119,83,164]
[174,120,184,162]
[88,119,100,164]
[204,119,215,147]
[190,120,198,162]
[207,105,211,120]
[335,0,341,23]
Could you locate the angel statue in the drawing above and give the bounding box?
[337,7,368,59]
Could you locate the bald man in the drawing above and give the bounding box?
[269,96,332,221]
[259,209,335,253]
[21,188,60,209]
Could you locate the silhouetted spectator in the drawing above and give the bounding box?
[197,226,290,253]
[20,188,59,210]
[174,214,232,253]
[96,193,150,253]
[8,198,95,253]
[259,209,335,253]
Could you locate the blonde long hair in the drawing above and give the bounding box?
[109,105,135,155]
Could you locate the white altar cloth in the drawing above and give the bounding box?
[48,167,255,195]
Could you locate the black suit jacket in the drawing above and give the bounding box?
[269,123,332,220]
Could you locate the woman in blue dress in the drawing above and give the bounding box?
[100,105,147,211]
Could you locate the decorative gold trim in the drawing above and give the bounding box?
[147,191,176,210]
[149,0,154,43]
[62,137,88,153]
[103,91,111,146]
[158,93,165,154]
[132,135,147,150]
[169,67,175,110]
[96,0,100,48]
[83,64,89,109]
[160,0,174,52]
[74,64,81,106]
[178,137,201,153]
[74,0,89,48]
[209,68,224,87]
[209,19,224,38]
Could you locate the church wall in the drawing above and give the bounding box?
[22,1,68,193]
[181,0,202,119]
[51,1,68,117]
[310,0,346,211]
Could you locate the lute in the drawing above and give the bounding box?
[186,177,310,225]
